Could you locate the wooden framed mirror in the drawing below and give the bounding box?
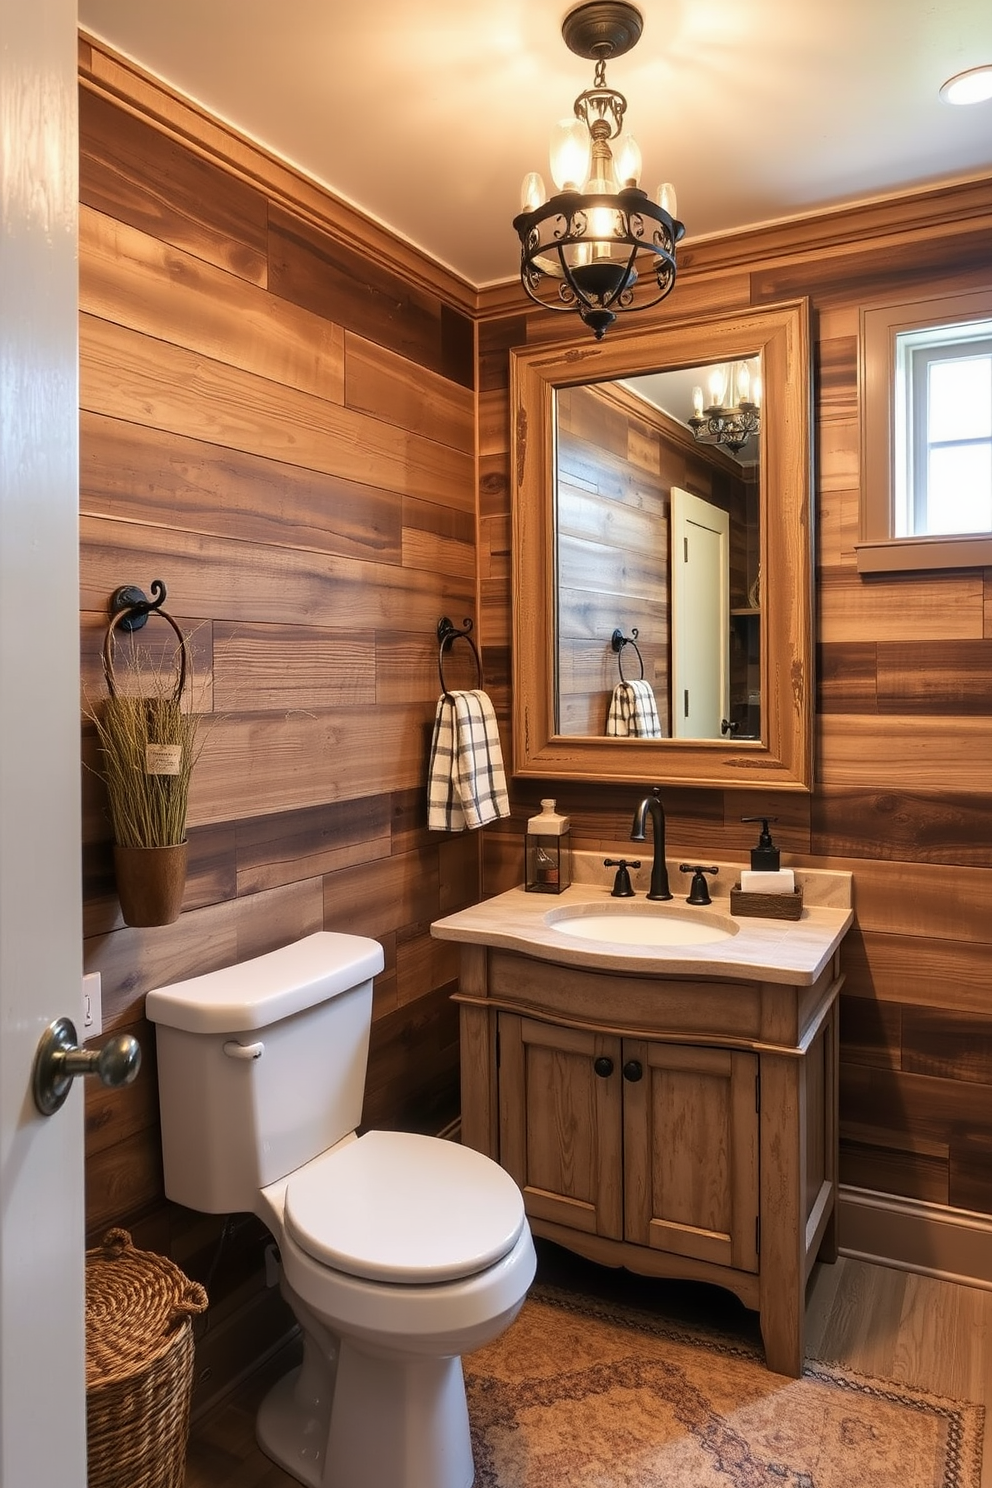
[511,298,813,791]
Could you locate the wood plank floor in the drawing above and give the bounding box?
[184,1241,992,1487]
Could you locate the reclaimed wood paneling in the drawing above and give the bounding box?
[841,928,992,1016]
[343,330,474,449]
[80,413,404,564]
[80,517,474,632]
[81,315,472,505]
[876,640,992,713]
[79,86,269,284]
[268,204,473,386]
[811,787,992,865]
[80,205,345,400]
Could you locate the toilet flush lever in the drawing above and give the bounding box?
[223,1039,264,1061]
[33,1017,141,1117]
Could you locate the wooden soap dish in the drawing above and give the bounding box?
[729,885,804,920]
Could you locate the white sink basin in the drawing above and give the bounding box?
[546,905,738,947]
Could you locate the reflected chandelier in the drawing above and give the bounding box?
[512,1,684,341]
[688,361,762,455]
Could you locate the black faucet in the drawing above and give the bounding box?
[630,788,672,901]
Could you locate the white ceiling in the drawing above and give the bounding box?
[78,0,992,290]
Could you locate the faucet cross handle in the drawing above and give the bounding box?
[679,864,718,906]
[604,858,640,898]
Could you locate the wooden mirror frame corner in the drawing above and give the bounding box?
[510,297,814,792]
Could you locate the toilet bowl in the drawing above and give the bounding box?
[146,933,536,1488]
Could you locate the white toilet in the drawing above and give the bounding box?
[145,931,536,1488]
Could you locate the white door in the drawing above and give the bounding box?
[670,488,730,739]
[0,0,87,1482]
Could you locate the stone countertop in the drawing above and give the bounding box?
[431,856,853,987]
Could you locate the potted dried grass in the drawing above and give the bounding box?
[91,584,203,927]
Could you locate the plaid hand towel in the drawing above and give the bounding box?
[606,679,663,738]
[428,689,510,832]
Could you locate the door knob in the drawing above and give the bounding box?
[33,1016,141,1117]
[622,1059,644,1082]
[593,1055,615,1078]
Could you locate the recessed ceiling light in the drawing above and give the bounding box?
[939,65,992,105]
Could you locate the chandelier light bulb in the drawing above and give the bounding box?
[658,182,677,218]
[689,356,762,453]
[550,118,591,191]
[520,172,546,213]
[613,133,642,188]
[708,367,727,406]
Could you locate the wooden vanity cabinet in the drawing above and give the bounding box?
[454,944,841,1378]
[498,1016,759,1273]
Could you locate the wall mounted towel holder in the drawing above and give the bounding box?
[611,627,645,684]
[437,616,484,698]
[104,580,188,703]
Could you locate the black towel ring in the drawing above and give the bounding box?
[437,617,484,699]
[103,580,189,704]
[611,628,645,685]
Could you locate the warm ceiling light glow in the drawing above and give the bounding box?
[939,66,992,106]
[512,1,683,340]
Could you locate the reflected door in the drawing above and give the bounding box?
[670,488,729,738]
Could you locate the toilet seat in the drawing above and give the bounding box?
[283,1130,526,1285]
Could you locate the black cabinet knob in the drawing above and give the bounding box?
[593,1055,614,1078]
[622,1059,644,1083]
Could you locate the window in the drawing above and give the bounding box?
[859,289,992,573]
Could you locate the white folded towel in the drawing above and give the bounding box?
[427,689,510,832]
[606,679,662,738]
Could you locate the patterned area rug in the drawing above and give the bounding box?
[464,1286,984,1488]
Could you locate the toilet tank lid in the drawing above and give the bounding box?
[145,932,384,1034]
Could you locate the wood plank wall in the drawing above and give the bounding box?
[77,35,483,1378]
[477,180,992,1226]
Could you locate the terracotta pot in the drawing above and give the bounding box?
[113,841,188,927]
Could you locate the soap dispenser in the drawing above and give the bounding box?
[742,816,780,871]
[525,799,572,894]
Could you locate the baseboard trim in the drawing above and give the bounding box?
[838,1185,992,1291]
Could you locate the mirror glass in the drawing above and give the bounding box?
[556,360,761,741]
[510,300,813,792]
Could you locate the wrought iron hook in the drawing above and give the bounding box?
[611,627,645,684]
[103,581,189,704]
[437,616,484,699]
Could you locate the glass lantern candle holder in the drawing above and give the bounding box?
[524,798,572,894]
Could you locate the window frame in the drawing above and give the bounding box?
[858,286,992,574]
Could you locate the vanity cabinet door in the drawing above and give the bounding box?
[497,1013,623,1241]
[622,1041,760,1273]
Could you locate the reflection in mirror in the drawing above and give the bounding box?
[510,299,813,792]
[555,362,762,741]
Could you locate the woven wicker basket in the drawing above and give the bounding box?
[86,1228,208,1488]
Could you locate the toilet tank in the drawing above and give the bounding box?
[145,932,384,1215]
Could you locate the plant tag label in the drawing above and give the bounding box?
[146,743,182,776]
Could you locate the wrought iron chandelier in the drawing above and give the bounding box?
[688,361,762,455]
[512,1,684,341]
